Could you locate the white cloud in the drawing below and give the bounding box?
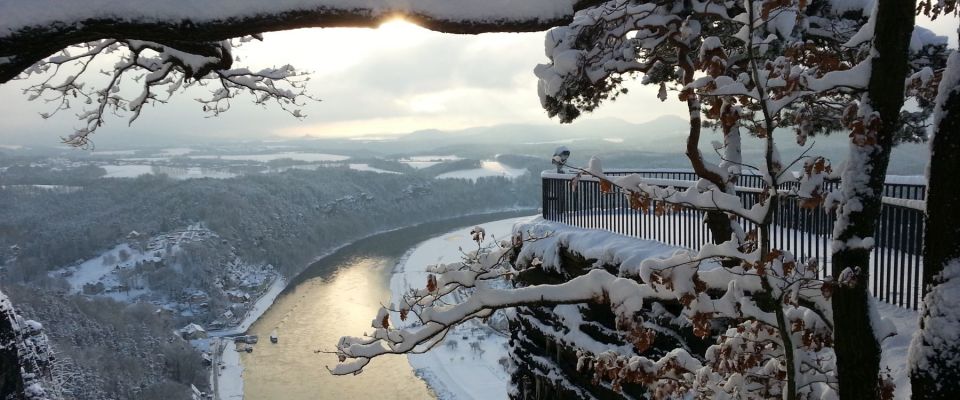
[1,16,955,146]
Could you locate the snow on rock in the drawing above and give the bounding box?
[514,218,681,276]
[390,216,536,399]
[0,0,583,37]
[0,291,57,398]
[909,259,960,392]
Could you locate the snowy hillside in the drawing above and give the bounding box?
[48,224,280,329]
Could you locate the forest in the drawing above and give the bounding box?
[1,0,959,400]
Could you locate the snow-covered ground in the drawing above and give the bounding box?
[348,163,401,174]
[404,155,462,162]
[190,152,348,162]
[400,160,442,169]
[102,164,156,178]
[159,147,194,156]
[53,223,206,295]
[435,161,527,181]
[215,338,245,400]
[102,164,236,179]
[158,166,237,179]
[390,216,536,400]
[91,149,138,156]
[877,301,920,399]
[400,155,462,169]
[58,242,153,300]
[0,184,81,193]
[49,223,280,328]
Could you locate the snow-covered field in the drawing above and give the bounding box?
[57,241,154,299]
[435,161,527,181]
[0,184,81,193]
[52,224,209,299]
[91,149,137,156]
[190,152,348,162]
[102,164,156,178]
[404,155,462,162]
[390,216,536,400]
[102,164,237,179]
[399,155,462,169]
[400,160,441,169]
[158,147,194,156]
[50,223,280,325]
[348,163,401,174]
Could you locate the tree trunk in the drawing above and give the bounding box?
[684,96,735,245]
[831,1,914,399]
[910,50,960,400]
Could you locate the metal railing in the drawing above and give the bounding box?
[541,169,926,309]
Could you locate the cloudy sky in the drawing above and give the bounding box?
[0,15,956,147]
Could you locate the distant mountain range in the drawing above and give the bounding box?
[2,114,928,175]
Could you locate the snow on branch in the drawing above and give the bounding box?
[17,38,313,148]
[331,219,842,399]
[0,1,601,84]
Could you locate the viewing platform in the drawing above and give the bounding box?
[540,169,926,309]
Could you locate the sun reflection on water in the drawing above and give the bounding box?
[241,256,434,399]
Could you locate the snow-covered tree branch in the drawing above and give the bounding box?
[330,2,958,399]
[333,216,843,399]
[0,0,609,146]
[0,0,603,84]
[18,37,313,147]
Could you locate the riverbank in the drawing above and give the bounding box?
[212,209,536,399]
[390,216,536,399]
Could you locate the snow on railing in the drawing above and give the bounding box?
[541,169,927,309]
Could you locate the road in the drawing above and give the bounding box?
[210,338,223,400]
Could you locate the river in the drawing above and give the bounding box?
[240,211,534,399]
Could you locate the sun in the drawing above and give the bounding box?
[375,18,433,44]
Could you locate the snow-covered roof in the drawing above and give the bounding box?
[179,323,206,334]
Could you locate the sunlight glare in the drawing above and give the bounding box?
[377,18,431,42]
